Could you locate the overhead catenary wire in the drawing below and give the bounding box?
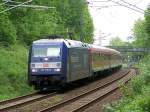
[109,0,144,14]
[0,1,9,6]
[89,5,123,9]
[120,0,145,12]
[88,0,145,14]
[87,0,110,2]
[2,0,22,4]
[7,4,55,9]
[134,0,143,5]
[0,0,32,14]
[89,5,121,7]
[111,0,150,16]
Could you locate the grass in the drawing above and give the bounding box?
[0,44,34,101]
[104,54,150,112]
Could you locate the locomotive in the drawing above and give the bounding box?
[28,37,122,90]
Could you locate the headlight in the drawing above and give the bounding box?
[54,68,61,72]
[32,69,37,72]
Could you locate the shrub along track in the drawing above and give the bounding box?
[0,68,136,112]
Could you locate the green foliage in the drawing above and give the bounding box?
[132,5,150,48]
[0,0,93,45]
[0,45,34,100]
[145,6,150,39]
[0,4,17,45]
[53,0,93,42]
[9,0,61,45]
[132,19,149,47]
[104,54,150,112]
[109,37,130,46]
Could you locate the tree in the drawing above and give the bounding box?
[9,0,61,45]
[109,37,128,46]
[132,5,150,48]
[0,4,16,45]
[0,0,93,45]
[132,19,149,47]
[55,0,93,42]
[145,5,150,35]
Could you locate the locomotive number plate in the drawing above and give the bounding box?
[31,62,61,68]
[43,63,49,68]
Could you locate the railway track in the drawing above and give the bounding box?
[0,69,135,112]
[39,69,135,112]
[0,91,57,112]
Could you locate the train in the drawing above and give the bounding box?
[28,37,122,90]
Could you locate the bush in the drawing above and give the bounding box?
[104,54,150,112]
[0,44,34,100]
[0,5,16,45]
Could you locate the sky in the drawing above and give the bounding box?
[87,0,150,46]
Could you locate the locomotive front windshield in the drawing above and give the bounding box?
[33,46,61,57]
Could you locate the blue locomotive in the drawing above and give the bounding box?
[28,38,122,90]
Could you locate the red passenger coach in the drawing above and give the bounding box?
[90,45,122,75]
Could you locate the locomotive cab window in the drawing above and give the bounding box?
[33,46,61,57]
[47,47,61,57]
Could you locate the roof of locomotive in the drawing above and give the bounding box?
[33,39,90,48]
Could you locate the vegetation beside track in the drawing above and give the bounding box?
[104,54,150,112]
[104,4,150,112]
[0,44,34,100]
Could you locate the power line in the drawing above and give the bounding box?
[87,0,110,2]
[89,0,150,15]
[134,0,143,5]
[4,0,23,4]
[0,1,9,6]
[0,0,32,14]
[90,5,121,7]
[120,0,145,12]
[89,5,122,8]
[7,4,55,9]
[88,0,145,14]
[109,0,144,14]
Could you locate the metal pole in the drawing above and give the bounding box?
[80,13,84,42]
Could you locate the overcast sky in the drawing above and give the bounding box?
[88,0,149,46]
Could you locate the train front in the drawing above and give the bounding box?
[28,39,67,90]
